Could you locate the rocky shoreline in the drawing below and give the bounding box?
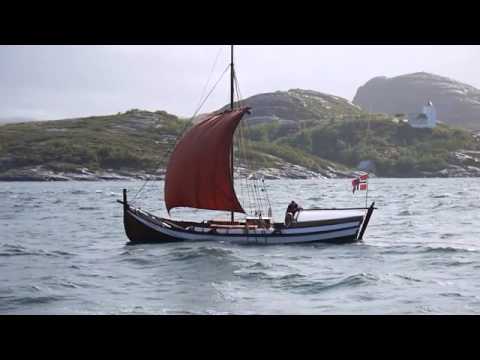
[0,167,163,182]
[0,163,354,182]
[2,154,480,181]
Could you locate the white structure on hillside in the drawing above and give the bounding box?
[407,101,437,128]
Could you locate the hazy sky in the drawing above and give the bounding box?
[1,45,480,120]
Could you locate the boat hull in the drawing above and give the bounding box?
[122,205,374,245]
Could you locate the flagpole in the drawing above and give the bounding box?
[366,105,371,208]
[365,176,369,208]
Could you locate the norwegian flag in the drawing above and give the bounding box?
[352,173,368,194]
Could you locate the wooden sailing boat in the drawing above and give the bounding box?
[118,46,375,245]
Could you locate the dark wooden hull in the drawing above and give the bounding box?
[122,202,375,246]
[124,205,184,244]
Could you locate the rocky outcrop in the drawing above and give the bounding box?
[220,89,363,126]
[236,162,357,180]
[353,72,480,130]
[419,151,480,177]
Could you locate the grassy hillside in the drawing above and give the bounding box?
[245,114,480,176]
[1,89,479,179]
[0,107,346,176]
[0,109,186,174]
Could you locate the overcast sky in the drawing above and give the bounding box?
[1,45,480,120]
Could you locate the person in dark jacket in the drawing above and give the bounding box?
[284,201,303,227]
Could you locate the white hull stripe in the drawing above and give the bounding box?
[189,221,361,235]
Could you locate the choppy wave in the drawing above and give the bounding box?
[8,295,65,306]
[71,190,88,195]
[395,274,422,283]
[170,247,235,261]
[431,193,452,199]
[2,178,480,314]
[0,244,75,258]
[122,257,156,266]
[289,272,379,294]
[439,292,464,298]
[246,261,271,270]
[419,245,477,254]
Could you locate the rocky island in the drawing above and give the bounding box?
[353,72,480,130]
[1,83,480,181]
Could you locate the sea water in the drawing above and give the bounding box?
[1,178,480,314]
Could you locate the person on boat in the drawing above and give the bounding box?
[284,201,303,227]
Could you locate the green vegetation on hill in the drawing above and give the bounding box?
[0,110,187,174]
[1,89,479,178]
[239,141,349,173]
[244,114,480,176]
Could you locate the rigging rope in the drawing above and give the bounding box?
[194,46,224,113]
[233,64,272,217]
[237,83,267,215]
[232,64,256,215]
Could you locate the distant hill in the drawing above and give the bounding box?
[0,109,184,180]
[1,90,480,180]
[222,89,363,126]
[353,72,480,130]
[0,117,38,124]
[0,106,350,180]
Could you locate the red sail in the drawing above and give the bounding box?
[164,108,250,214]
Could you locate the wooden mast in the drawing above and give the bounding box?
[230,44,235,224]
